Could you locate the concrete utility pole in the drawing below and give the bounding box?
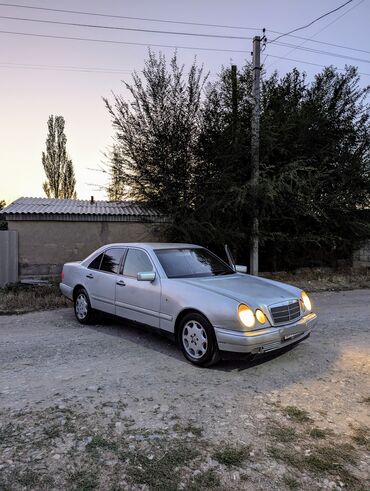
[250,35,261,276]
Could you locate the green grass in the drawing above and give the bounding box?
[126,442,199,490]
[68,468,99,491]
[282,406,310,423]
[307,427,330,440]
[86,434,118,453]
[270,425,297,443]
[187,469,221,490]
[351,426,370,450]
[212,444,250,467]
[283,475,299,490]
[269,443,361,489]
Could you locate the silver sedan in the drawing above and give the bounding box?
[60,243,317,366]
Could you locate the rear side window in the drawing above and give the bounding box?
[100,248,125,274]
[123,249,153,277]
[88,253,103,270]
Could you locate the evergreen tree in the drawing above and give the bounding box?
[104,51,207,222]
[42,115,77,199]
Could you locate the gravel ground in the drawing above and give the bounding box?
[0,290,369,490]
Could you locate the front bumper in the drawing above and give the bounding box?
[214,312,317,354]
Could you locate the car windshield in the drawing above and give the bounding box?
[154,247,235,278]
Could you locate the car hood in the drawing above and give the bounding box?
[181,274,301,307]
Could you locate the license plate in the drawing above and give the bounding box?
[282,332,300,341]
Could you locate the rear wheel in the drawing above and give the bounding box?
[179,313,220,367]
[74,288,96,324]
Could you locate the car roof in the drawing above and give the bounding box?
[102,242,201,250]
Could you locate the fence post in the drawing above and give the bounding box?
[0,230,18,287]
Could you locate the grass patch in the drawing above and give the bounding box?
[262,268,370,292]
[86,434,118,453]
[307,427,330,440]
[283,475,299,490]
[127,441,199,490]
[212,444,250,467]
[360,396,370,405]
[351,426,370,450]
[270,425,297,443]
[0,282,69,314]
[282,406,310,423]
[269,443,361,489]
[187,469,221,490]
[68,468,99,491]
[173,422,203,437]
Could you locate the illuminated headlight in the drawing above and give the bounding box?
[301,291,312,312]
[255,309,267,324]
[238,304,255,328]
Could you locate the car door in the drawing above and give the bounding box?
[85,247,126,315]
[115,247,161,327]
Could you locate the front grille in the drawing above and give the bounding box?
[270,300,301,325]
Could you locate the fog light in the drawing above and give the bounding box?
[238,304,255,328]
[255,309,267,324]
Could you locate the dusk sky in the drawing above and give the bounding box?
[1,0,369,204]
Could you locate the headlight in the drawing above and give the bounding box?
[238,304,255,328]
[255,309,267,324]
[301,291,312,311]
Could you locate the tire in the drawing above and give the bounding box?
[178,312,220,367]
[74,288,96,325]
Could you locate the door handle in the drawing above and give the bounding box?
[116,280,126,286]
[86,273,94,279]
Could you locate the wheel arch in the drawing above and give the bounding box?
[174,308,213,344]
[72,284,86,301]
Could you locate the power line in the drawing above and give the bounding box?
[0,29,250,54]
[273,41,370,64]
[268,0,353,44]
[0,61,133,74]
[264,53,370,76]
[2,14,369,65]
[0,14,254,40]
[0,2,368,57]
[0,2,262,31]
[265,0,365,71]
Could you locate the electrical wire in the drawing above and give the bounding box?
[0,2,367,56]
[0,61,133,74]
[0,2,262,31]
[0,14,253,40]
[272,41,370,64]
[268,0,353,43]
[265,0,365,71]
[0,29,250,54]
[265,53,370,76]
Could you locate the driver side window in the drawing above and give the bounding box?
[123,249,153,277]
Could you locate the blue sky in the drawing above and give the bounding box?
[0,0,369,203]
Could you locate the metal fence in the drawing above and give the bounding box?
[0,230,18,287]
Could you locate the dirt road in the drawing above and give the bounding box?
[0,290,369,490]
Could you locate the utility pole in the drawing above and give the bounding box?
[250,35,261,276]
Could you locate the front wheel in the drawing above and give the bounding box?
[74,288,96,324]
[179,313,220,367]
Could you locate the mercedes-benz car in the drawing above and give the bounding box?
[60,243,317,366]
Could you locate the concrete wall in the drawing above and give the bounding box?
[0,230,18,286]
[7,220,163,278]
[353,240,370,269]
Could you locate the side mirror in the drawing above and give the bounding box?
[137,271,156,282]
[235,265,247,274]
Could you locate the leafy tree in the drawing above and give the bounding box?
[104,51,207,222]
[42,115,77,199]
[106,146,125,201]
[105,52,370,270]
[0,200,7,230]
